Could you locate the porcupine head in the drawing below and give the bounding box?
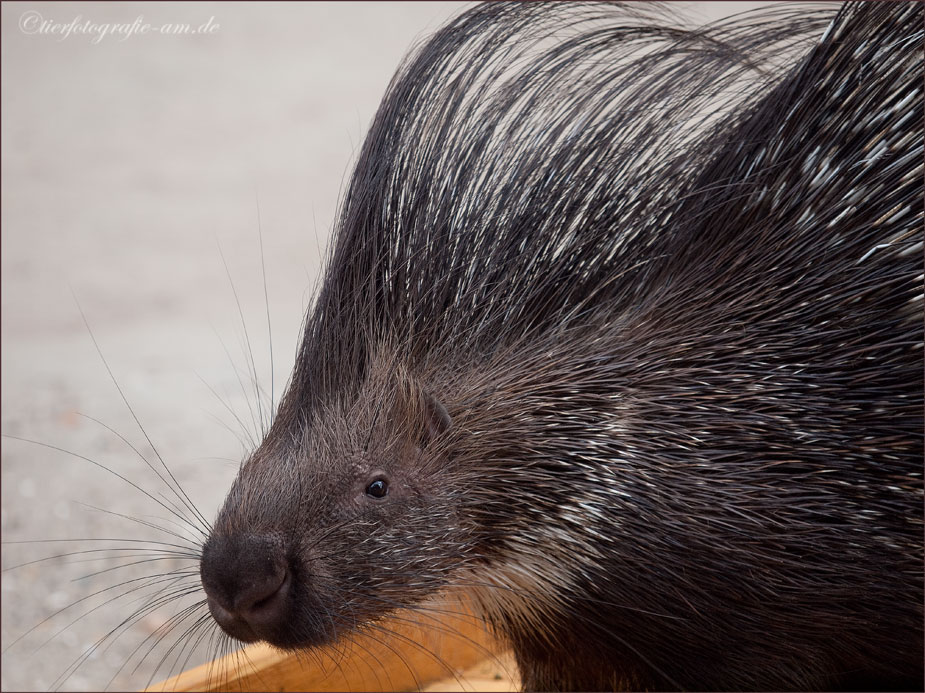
[198,349,477,651]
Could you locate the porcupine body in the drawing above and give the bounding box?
[200,3,924,691]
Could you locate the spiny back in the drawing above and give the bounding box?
[283,2,921,424]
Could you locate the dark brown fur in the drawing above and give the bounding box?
[201,3,924,690]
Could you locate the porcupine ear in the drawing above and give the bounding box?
[387,367,452,446]
[422,390,452,442]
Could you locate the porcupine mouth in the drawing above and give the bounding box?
[205,567,333,650]
[252,576,345,651]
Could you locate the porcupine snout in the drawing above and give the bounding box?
[200,533,291,644]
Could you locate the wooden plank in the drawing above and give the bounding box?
[423,652,519,692]
[145,602,516,692]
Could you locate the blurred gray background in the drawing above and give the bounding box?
[2,2,774,690]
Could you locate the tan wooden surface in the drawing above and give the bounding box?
[423,652,518,692]
[144,605,518,692]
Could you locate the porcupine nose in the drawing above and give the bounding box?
[199,534,290,642]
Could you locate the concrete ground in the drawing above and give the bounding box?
[1,2,774,690]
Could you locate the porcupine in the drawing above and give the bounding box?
[198,2,924,691]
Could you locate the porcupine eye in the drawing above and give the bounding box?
[366,478,389,499]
